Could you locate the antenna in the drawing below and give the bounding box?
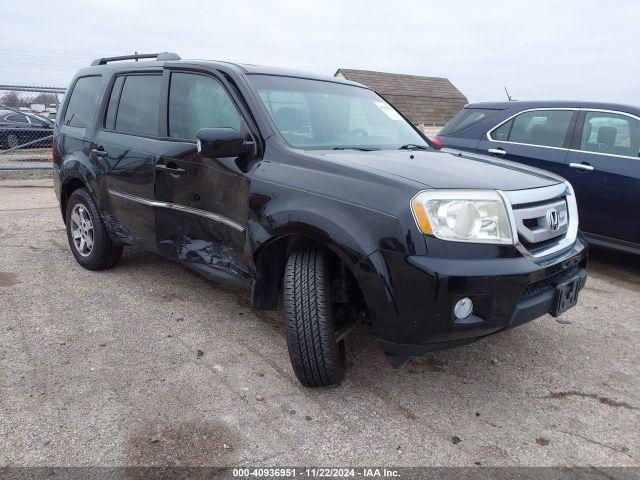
[504,86,514,101]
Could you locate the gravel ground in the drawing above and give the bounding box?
[0,178,638,467]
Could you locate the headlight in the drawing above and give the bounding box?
[411,190,513,244]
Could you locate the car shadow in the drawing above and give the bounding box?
[588,245,640,288]
[109,243,635,396]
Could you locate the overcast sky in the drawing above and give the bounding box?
[1,0,638,103]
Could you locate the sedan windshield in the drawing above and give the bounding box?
[248,75,429,150]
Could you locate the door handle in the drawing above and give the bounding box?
[488,148,506,156]
[155,163,187,175]
[91,146,108,157]
[569,162,594,172]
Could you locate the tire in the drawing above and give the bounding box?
[65,187,123,270]
[7,134,20,149]
[284,248,346,387]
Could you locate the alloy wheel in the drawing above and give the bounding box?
[70,203,94,257]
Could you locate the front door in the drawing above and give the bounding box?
[564,110,640,245]
[154,70,255,284]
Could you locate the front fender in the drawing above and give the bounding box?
[249,181,404,265]
[248,181,407,325]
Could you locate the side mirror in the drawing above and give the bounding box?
[196,128,246,158]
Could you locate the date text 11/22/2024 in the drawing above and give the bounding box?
[232,468,400,478]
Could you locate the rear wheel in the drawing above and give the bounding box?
[65,187,123,270]
[283,248,346,387]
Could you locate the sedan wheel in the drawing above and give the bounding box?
[7,134,20,149]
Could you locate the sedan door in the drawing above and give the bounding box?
[153,70,256,284]
[564,110,640,246]
[478,109,578,178]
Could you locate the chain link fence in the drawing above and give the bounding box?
[0,85,65,170]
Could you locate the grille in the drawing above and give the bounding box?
[512,196,568,255]
[512,196,565,210]
[522,266,579,297]
[504,184,576,258]
[518,234,564,252]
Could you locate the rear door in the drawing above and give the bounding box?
[153,69,256,283]
[94,71,164,252]
[565,110,640,244]
[478,109,578,178]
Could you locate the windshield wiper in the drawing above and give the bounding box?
[399,144,429,150]
[332,146,379,151]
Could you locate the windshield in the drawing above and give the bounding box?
[248,75,429,150]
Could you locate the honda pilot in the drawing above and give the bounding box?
[53,53,588,387]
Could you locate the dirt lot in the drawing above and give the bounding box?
[1,178,638,467]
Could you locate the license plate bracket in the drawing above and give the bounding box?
[551,277,580,317]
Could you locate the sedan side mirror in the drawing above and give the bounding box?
[196,128,247,158]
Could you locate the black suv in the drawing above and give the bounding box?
[53,53,588,387]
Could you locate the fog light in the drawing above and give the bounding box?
[454,297,473,319]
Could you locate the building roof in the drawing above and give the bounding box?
[335,68,468,127]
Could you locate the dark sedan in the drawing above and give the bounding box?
[436,101,640,254]
[0,109,53,149]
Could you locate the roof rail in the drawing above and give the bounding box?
[90,52,181,66]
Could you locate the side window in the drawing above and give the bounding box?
[169,73,243,140]
[28,116,46,127]
[580,111,640,158]
[63,76,102,128]
[6,113,29,123]
[491,119,513,141]
[440,108,498,136]
[104,76,125,130]
[115,74,162,136]
[507,110,573,147]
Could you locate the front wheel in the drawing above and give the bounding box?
[283,249,346,387]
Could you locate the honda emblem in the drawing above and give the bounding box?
[546,208,560,232]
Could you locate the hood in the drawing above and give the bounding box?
[317,149,563,191]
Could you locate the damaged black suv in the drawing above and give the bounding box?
[53,53,588,387]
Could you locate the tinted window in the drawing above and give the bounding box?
[63,76,102,128]
[439,108,498,136]
[115,75,162,136]
[169,73,242,140]
[501,110,573,148]
[6,113,29,123]
[104,76,125,130]
[580,111,640,158]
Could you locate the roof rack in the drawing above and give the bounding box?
[90,52,181,66]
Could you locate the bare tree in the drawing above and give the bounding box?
[30,93,59,107]
[0,91,29,108]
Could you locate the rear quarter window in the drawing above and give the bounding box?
[63,76,102,128]
[439,108,499,136]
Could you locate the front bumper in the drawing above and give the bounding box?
[371,234,588,357]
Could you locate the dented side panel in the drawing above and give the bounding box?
[153,140,254,283]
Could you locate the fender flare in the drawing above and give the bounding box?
[249,204,398,324]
